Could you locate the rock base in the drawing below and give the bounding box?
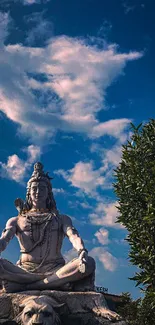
[0,290,126,324]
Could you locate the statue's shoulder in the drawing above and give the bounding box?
[6,216,18,228]
[58,213,73,226]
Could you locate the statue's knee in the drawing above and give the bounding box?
[0,258,5,272]
[87,256,96,273]
[0,258,4,265]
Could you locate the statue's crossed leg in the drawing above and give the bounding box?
[0,257,95,293]
[27,256,95,290]
[0,258,44,292]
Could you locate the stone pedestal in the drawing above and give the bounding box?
[0,290,126,324]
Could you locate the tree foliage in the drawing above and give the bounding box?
[116,292,155,325]
[116,292,141,325]
[114,119,155,289]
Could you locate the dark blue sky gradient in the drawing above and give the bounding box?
[0,0,154,298]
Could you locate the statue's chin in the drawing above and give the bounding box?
[33,198,46,203]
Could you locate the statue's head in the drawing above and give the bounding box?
[26,162,57,212]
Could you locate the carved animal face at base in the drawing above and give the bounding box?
[19,296,61,325]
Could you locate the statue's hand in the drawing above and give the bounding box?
[79,249,88,264]
[78,249,88,273]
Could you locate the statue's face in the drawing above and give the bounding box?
[30,181,48,206]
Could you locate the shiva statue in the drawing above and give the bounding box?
[0,162,95,293]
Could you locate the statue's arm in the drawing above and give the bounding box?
[62,215,87,254]
[0,217,17,253]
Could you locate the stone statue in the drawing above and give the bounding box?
[0,162,95,293]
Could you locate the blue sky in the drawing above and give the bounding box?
[0,0,154,298]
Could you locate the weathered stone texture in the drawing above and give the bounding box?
[0,290,126,325]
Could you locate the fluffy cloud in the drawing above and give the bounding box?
[55,161,104,194]
[54,142,124,195]
[90,201,123,229]
[52,188,65,195]
[90,247,118,271]
[95,228,110,245]
[91,118,131,139]
[0,145,41,183]
[0,12,142,143]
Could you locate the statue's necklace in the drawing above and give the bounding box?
[26,213,53,245]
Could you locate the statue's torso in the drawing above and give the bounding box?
[16,212,65,265]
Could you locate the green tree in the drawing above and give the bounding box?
[138,291,155,324]
[116,292,141,325]
[116,292,155,325]
[114,119,155,289]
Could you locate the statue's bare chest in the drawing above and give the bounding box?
[17,213,62,248]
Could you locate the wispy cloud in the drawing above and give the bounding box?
[25,11,53,45]
[122,1,136,14]
[23,0,40,4]
[95,228,110,245]
[90,247,118,272]
[0,145,41,183]
[90,201,123,229]
[0,12,10,45]
[122,1,145,14]
[55,138,125,196]
[23,0,50,4]
[53,188,65,195]
[91,118,131,139]
[55,161,104,195]
[90,137,129,190]
[97,20,112,38]
[0,12,142,144]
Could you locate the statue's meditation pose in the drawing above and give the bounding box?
[0,163,95,293]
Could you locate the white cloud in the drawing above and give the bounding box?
[91,139,128,189]
[0,12,142,143]
[91,118,131,139]
[95,228,110,245]
[55,161,104,194]
[90,247,118,272]
[53,188,65,195]
[0,145,41,183]
[90,201,123,229]
[54,140,124,195]
[24,145,41,163]
[102,144,123,168]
